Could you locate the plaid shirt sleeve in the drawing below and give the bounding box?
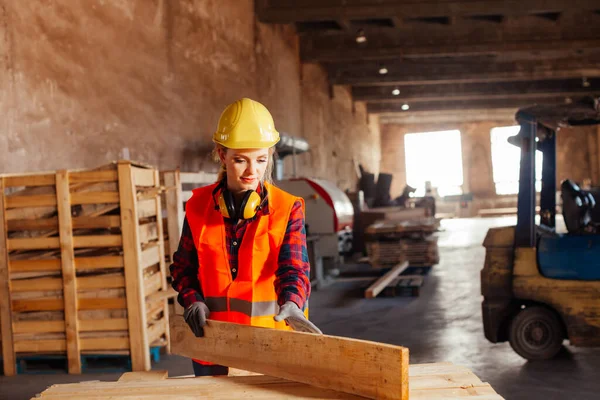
[169,216,205,309]
[275,200,311,309]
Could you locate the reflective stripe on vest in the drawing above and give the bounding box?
[205,297,278,317]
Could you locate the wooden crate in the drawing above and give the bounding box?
[160,169,217,316]
[160,169,217,267]
[0,161,171,376]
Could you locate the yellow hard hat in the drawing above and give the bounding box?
[213,98,280,149]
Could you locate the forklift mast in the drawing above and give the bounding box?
[514,117,557,248]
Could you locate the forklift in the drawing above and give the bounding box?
[481,97,600,360]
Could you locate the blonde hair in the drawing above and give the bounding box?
[213,145,275,185]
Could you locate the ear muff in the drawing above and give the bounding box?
[239,191,262,220]
[216,188,261,220]
[217,189,236,219]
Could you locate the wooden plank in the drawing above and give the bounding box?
[144,274,163,296]
[11,277,62,292]
[73,216,121,229]
[5,194,57,208]
[7,217,58,231]
[33,362,505,399]
[80,337,130,351]
[75,256,124,270]
[163,170,184,265]
[132,167,156,187]
[8,237,60,250]
[14,339,66,352]
[180,171,218,184]
[258,1,597,22]
[0,178,16,375]
[69,170,118,184]
[70,192,120,205]
[13,320,65,334]
[73,235,122,248]
[78,298,127,310]
[153,169,170,353]
[147,318,166,345]
[56,170,81,374]
[118,161,151,371]
[12,299,64,312]
[78,274,125,290]
[80,318,128,332]
[141,244,160,269]
[3,173,55,188]
[137,199,157,219]
[170,316,409,400]
[118,370,168,382]
[365,261,410,299]
[139,222,158,244]
[146,287,177,304]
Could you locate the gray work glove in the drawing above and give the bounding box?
[274,301,322,334]
[183,301,210,337]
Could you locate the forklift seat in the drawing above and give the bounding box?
[561,179,597,234]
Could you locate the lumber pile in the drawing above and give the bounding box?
[0,161,172,376]
[34,363,505,399]
[365,218,440,268]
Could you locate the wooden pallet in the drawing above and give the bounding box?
[0,161,172,375]
[33,363,504,399]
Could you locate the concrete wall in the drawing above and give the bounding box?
[381,121,599,215]
[0,0,378,192]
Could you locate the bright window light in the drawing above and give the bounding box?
[404,130,464,197]
[490,126,543,195]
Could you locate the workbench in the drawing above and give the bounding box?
[34,362,504,399]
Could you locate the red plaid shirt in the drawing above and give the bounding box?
[169,186,310,311]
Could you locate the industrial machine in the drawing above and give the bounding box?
[276,177,354,258]
[274,134,355,258]
[481,97,600,360]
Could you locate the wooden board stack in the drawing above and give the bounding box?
[33,364,505,399]
[0,161,172,376]
[365,218,440,268]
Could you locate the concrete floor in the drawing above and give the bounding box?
[2,217,600,399]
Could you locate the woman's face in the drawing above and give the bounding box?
[219,147,269,194]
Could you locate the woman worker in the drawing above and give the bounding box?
[170,98,322,377]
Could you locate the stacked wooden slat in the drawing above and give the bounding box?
[0,161,171,376]
[365,218,440,268]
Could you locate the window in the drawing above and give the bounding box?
[404,130,463,197]
[490,126,543,195]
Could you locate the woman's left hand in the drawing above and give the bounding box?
[274,301,323,334]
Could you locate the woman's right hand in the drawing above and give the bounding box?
[183,301,210,337]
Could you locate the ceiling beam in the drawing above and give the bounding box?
[379,109,518,124]
[257,0,598,22]
[330,59,600,85]
[367,96,584,113]
[302,37,600,62]
[352,79,600,102]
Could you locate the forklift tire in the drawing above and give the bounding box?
[509,306,565,361]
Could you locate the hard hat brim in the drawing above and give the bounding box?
[213,137,280,149]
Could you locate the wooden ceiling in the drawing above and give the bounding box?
[256,0,600,119]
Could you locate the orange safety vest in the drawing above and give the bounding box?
[185,182,309,365]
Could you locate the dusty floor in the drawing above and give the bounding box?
[1,217,599,400]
